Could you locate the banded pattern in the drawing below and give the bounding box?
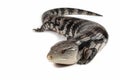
[42,8,102,23]
[34,8,108,65]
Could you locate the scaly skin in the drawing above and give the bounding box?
[34,8,108,65]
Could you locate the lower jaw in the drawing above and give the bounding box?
[52,60,77,65]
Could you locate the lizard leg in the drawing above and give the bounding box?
[33,22,55,32]
[77,48,97,64]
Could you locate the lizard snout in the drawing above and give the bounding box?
[47,55,53,60]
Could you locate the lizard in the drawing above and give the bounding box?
[33,8,108,65]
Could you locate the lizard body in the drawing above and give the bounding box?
[34,8,108,65]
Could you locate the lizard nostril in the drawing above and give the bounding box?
[47,55,53,60]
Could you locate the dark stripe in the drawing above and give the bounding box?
[85,31,94,37]
[59,19,71,30]
[88,48,97,61]
[87,11,102,16]
[54,17,62,26]
[94,38,104,44]
[93,27,108,39]
[75,31,92,40]
[50,10,54,15]
[79,40,91,50]
[54,9,59,15]
[65,21,74,35]
[42,14,49,22]
[78,9,84,14]
[72,23,79,36]
[87,11,95,15]
[60,8,65,15]
[68,8,74,14]
[76,20,89,33]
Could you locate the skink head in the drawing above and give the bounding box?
[47,40,80,65]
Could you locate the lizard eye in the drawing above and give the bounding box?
[61,47,74,54]
[61,49,67,54]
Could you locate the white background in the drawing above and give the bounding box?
[0,0,120,80]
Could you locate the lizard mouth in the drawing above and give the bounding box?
[47,55,77,65]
